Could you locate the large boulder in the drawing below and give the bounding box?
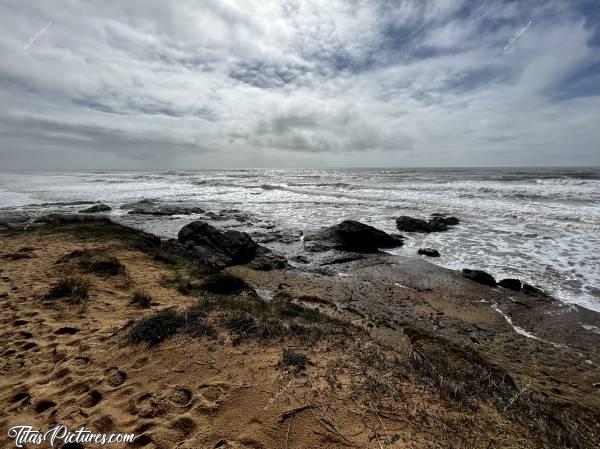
[462,269,496,286]
[396,214,460,233]
[178,221,257,267]
[304,220,403,252]
[170,221,286,271]
[79,204,111,213]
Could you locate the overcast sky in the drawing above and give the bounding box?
[1,0,599,169]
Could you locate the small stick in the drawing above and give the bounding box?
[278,404,311,423]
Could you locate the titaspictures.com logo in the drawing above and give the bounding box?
[8,425,136,447]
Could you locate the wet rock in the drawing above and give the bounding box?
[247,246,287,271]
[431,213,460,226]
[304,220,403,252]
[291,255,310,264]
[320,253,365,265]
[396,215,460,233]
[395,216,432,233]
[119,198,157,210]
[462,269,496,286]
[79,204,111,213]
[204,209,253,222]
[418,248,440,257]
[499,278,522,291]
[176,221,257,268]
[251,229,302,245]
[128,205,204,216]
[169,221,287,270]
[522,283,546,297]
[35,214,112,225]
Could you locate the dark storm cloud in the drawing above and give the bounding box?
[0,0,598,169]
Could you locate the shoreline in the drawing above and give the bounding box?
[1,216,600,448]
[1,201,599,314]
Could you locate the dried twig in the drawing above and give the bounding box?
[278,404,312,423]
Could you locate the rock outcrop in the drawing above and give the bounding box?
[79,204,111,213]
[35,214,112,225]
[462,268,496,286]
[396,214,460,233]
[304,220,403,253]
[166,221,286,271]
[128,205,205,216]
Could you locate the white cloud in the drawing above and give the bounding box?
[0,0,598,169]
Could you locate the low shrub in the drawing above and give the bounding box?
[279,349,309,372]
[201,273,253,295]
[129,289,152,308]
[45,276,91,304]
[62,249,126,276]
[127,304,215,346]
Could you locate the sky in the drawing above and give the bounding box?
[0,0,599,169]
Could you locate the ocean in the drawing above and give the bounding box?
[1,168,599,311]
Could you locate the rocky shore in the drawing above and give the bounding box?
[1,211,599,448]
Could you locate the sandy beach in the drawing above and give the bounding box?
[1,217,599,449]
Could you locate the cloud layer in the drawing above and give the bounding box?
[1,0,599,169]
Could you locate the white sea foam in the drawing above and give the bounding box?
[491,303,540,340]
[1,168,598,311]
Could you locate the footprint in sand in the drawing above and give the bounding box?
[105,367,127,387]
[81,389,103,408]
[131,433,153,448]
[11,391,30,404]
[92,414,115,433]
[164,386,193,407]
[195,383,230,413]
[169,415,198,439]
[74,356,91,366]
[54,327,79,335]
[33,399,56,413]
[132,392,168,418]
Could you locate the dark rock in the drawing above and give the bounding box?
[304,220,403,253]
[128,205,204,216]
[291,255,310,264]
[522,283,546,296]
[395,216,432,233]
[177,221,258,268]
[246,246,287,271]
[119,198,157,210]
[251,229,302,245]
[499,278,522,291]
[418,248,440,257]
[79,204,111,213]
[462,269,496,286]
[163,239,231,270]
[427,217,451,232]
[35,214,112,225]
[204,209,253,222]
[396,215,460,233]
[431,213,460,226]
